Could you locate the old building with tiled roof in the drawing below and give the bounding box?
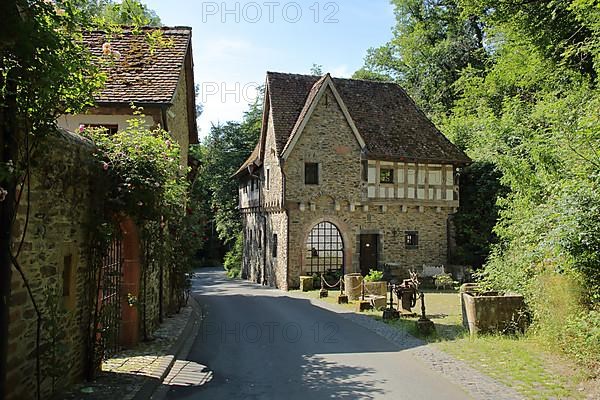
[235,72,470,290]
[57,26,198,166]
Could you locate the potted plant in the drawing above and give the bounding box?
[364,269,387,296]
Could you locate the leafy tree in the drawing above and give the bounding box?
[193,98,262,276]
[359,0,487,116]
[88,0,162,26]
[310,64,323,75]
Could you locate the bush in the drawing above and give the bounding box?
[365,269,384,282]
[223,232,243,278]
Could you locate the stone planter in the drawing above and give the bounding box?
[300,276,313,292]
[344,273,363,300]
[461,284,528,335]
[364,281,387,297]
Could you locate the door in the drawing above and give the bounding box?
[360,234,378,276]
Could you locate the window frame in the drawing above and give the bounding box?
[405,231,419,249]
[380,168,394,184]
[305,162,319,185]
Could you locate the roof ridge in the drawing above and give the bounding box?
[266,70,397,86]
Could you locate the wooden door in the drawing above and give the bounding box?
[360,234,378,276]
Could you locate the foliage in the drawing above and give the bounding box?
[83,111,187,223]
[90,0,161,27]
[193,97,261,275]
[361,0,600,367]
[223,232,243,278]
[1,0,105,145]
[358,0,487,116]
[451,162,506,268]
[433,273,455,290]
[364,269,384,282]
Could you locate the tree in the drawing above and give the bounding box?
[310,64,323,75]
[192,98,262,276]
[358,0,487,117]
[88,0,162,26]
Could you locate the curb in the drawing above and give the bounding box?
[132,296,202,400]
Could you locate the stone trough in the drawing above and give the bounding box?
[461,284,529,335]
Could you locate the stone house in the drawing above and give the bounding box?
[57,26,199,165]
[5,27,198,400]
[235,72,470,290]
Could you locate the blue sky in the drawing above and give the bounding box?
[143,0,396,138]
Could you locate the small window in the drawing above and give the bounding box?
[86,124,118,135]
[258,230,262,249]
[305,163,319,185]
[249,230,252,243]
[62,255,73,297]
[405,231,419,249]
[272,234,278,258]
[251,179,255,192]
[266,168,270,191]
[380,168,394,184]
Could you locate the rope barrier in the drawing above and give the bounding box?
[320,275,342,288]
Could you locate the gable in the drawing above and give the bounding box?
[281,75,365,160]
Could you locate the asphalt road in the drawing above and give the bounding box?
[165,269,472,400]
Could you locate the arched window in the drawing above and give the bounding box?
[306,221,344,273]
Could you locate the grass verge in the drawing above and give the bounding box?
[294,288,595,400]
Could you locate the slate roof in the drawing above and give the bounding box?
[266,72,470,164]
[83,27,192,104]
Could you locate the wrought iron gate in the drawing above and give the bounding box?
[99,238,123,358]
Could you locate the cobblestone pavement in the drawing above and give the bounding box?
[288,291,525,400]
[59,306,193,400]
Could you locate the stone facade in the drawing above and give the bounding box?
[237,75,466,290]
[6,130,101,400]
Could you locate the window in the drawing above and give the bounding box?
[305,162,319,185]
[266,168,270,191]
[251,178,255,192]
[86,124,118,135]
[380,168,394,184]
[306,221,344,273]
[272,234,278,258]
[405,231,419,249]
[258,230,262,249]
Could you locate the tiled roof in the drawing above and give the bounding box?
[83,27,192,104]
[266,72,471,164]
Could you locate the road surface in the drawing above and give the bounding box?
[162,269,479,400]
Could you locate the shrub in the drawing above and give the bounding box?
[365,269,384,282]
[223,232,243,278]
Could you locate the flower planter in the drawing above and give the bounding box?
[364,281,387,297]
[461,284,528,335]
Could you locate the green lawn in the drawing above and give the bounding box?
[295,288,594,400]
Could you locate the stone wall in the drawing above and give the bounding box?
[242,210,289,290]
[6,129,101,400]
[287,205,450,288]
